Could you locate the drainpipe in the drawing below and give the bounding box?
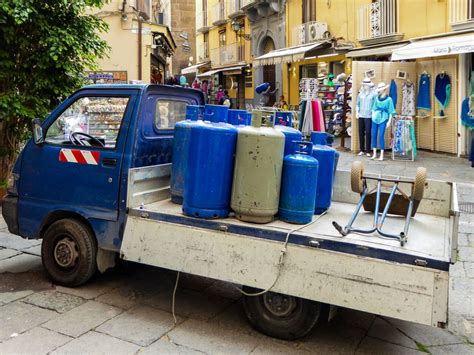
[138,16,142,81]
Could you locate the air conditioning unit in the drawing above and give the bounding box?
[307,22,329,42]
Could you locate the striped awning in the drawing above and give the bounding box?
[253,41,331,67]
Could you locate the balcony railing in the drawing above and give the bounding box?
[292,21,329,46]
[212,1,228,26]
[196,11,209,32]
[449,0,474,30]
[197,43,210,63]
[357,0,402,45]
[210,43,244,67]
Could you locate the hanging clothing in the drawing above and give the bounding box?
[301,100,314,135]
[312,100,319,131]
[461,97,474,129]
[299,100,307,131]
[401,81,416,116]
[371,120,388,150]
[416,73,431,110]
[372,95,396,124]
[434,73,451,116]
[313,100,325,132]
[356,89,376,118]
[389,79,398,108]
[393,119,415,156]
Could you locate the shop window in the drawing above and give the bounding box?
[45,96,130,149]
[303,0,316,23]
[154,100,188,130]
[302,65,317,79]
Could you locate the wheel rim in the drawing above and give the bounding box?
[263,292,297,317]
[54,236,79,268]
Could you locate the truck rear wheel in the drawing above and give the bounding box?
[41,219,97,287]
[242,287,322,340]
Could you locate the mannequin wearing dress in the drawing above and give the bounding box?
[371,83,396,161]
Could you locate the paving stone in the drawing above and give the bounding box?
[451,262,467,277]
[355,336,421,354]
[251,337,310,354]
[428,343,474,355]
[0,253,42,273]
[56,274,125,300]
[457,233,474,247]
[97,305,179,346]
[459,223,474,234]
[144,286,233,321]
[167,318,260,354]
[96,277,168,310]
[43,300,122,338]
[51,331,140,355]
[451,277,474,296]
[0,326,72,354]
[0,290,34,306]
[23,291,86,313]
[386,318,465,346]
[140,335,203,354]
[367,317,417,349]
[21,244,42,256]
[0,301,58,341]
[0,248,21,261]
[0,232,41,250]
[300,322,366,353]
[458,247,474,262]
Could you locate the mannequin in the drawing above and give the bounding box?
[371,82,396,161]
[356,77,375,156]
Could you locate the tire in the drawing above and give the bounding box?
[412,167,427,201]
[41,219,97,287]
[351,161,364,194]
[242,287,322,340]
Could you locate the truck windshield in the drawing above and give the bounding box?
[45,96,130,149]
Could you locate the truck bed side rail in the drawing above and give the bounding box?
[127,164,171,209]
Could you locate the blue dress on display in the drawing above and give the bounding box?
[434,73,451,116]
[417,73,431,110]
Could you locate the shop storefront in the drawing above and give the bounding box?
[349,31,473,157]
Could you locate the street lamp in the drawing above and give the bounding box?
[231,20,251,41]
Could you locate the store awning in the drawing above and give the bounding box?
[196,69,220,78]
[346,43,408,58]
[181,63,208,75]
[392,32,474,61]
[221,65,246,75]
[253,41,331,66]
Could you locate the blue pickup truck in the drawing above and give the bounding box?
[2,84,459,340]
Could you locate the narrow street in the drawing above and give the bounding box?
[1,155,473,354]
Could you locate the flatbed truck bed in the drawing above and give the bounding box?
[121,163,459,329]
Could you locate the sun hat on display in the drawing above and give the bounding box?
[376,82,389,92]
[361,77,374,86]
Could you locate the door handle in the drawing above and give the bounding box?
[102,158,117,167]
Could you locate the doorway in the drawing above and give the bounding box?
[262,37,276,106]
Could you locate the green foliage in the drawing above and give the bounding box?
[0,0,110,135]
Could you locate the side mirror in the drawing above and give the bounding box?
[32,118,44,145]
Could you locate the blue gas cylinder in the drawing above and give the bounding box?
[279,141,319,224]
[170,105,203,204]
[274,115,302,156]
[311,131,339,177]
[228,109,251,126]
[183,119,237,218]
[312,144,336,214]
[255,82,270,94]
[275,111,293,127]
[203,104,229,123]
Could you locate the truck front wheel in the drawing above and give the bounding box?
[41,219,97,287]
[242,287,323,340]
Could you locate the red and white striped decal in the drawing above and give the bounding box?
[59,149,100,165]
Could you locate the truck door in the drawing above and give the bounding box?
[18,90,138,237]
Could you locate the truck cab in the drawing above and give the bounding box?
[2,84,204,285]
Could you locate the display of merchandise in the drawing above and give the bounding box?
[85,98,128,144]
[299,78,319,101]
[392,117,417,161]
[461,96,474,129]
[434,72,451,116]
[389,79,398,108]
[416,72,431,110]
[401,80,416,116]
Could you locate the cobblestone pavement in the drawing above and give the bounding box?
[0,153,473,354]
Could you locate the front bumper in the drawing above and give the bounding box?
[1,194,19,235]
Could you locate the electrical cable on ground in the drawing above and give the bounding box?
[233,211,327,297]
[172,271,181,324]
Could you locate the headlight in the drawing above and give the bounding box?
[7,173,19,195]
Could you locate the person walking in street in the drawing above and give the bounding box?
[216,86,225,104]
